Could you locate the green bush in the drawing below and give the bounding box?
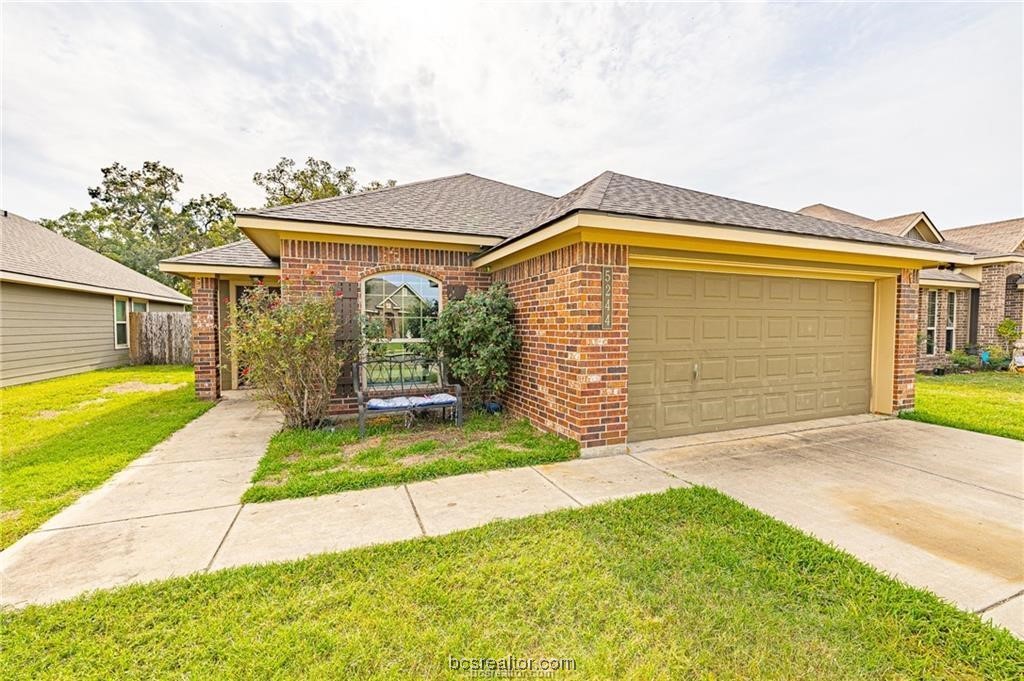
[228,286,342,428]
[948,349,980,371]
[984,345,1011,371]
[996,318,1022,352]
[424,283,519,407]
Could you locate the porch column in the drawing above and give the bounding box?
[192,276,221,401]
[892,268,918,412]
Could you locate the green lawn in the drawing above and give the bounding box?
[2,487,1020,679]
[244,413,577,503]
[901,372,1024,440]
[0,366,213,548]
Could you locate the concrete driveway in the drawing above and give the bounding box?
[632,416,1024,637]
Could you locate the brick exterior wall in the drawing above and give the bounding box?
[1002,263,1024,334]
[492,243,629,450]
[916,286,971,371]
[191,276,221,401]
[976,263,1024,347]
[278,239,491,414]
[893,269,918,412]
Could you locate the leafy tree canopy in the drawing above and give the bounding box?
[253,156,396,207]
[42,161,239,294]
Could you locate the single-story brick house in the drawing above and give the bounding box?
[161,172,972,453]
[798,205,1024,371]
[1,210,191,387]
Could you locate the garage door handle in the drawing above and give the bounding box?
[693,362,699,380]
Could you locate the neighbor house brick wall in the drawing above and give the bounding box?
[278,239,491,414]
[977,262,1024,346]
[492,242,629,449]
[916,287,971,371]
[892,269,918,412]
[191,276,221,401]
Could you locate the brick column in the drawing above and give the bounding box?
[892,268,918,412]
[979,264,1007,346]
[192,276,221,401]
[493,242,628,453]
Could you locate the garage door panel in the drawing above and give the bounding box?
[628,269,873,441]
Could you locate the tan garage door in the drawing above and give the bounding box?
[628,268,873,441]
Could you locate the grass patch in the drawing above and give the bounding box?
[244,413,577,502]
[900,372,1024,440]
[0,366,213,548]
[2,487,1020,679]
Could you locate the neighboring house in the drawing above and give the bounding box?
[0,210,191,387]
[798,205,1024,371]
[161,172,970,453]
[942,219,1024,347]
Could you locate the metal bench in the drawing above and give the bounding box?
[352,353,462,437]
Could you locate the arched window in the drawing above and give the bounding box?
[362,272,440,347]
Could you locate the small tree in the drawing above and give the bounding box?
[228,286,342,428]
[996,318,1022,352]
[424,283,518,407]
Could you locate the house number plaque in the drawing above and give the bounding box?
[601,266,613,329]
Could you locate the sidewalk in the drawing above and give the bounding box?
[0,393,685,607]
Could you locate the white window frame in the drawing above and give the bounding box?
[113,296,129,349]
[359,271,443,345]
[131,298,149,313]
[945,291,956,352]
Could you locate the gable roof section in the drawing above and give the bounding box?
[797,203,940,240]
[919,268,980,287]
[237,173,554,238]
[796,204,877,229]
[505,172,960,253]
[1,210,190,304]
[162,238,279,269]
[941,218,1024,257]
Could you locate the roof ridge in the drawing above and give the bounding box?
[944,216,1024,232]
[462,173,555,200]
[243,173,473,215]
[601,171,927,245]
[586,171,616,210]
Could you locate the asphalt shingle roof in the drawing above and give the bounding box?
[1,210,190,303]
[941,218,1024,257]
[162,238,278,268]
[919,268,980,284]
[797,204,932,238]
[180,172,971,269]
[503,172,962,253]
[237,173,554,238]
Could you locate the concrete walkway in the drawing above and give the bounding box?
[0,392,685,607]
[2,395,1020,641]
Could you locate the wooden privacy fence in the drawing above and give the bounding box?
[129,311,192,365]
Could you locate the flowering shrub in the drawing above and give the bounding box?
[228,286,341,428]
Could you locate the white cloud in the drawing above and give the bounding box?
[2,2,1020,228]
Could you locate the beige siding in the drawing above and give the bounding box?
[149,301,186,313]
[0,283,185,387]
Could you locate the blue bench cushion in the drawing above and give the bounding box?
[366,393,458,410]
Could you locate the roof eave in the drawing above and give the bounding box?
[0,269,191,305]
[475,209,974,270]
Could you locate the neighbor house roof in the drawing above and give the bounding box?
[236,173,555,238]
[797,204,935,239]
[504,171,961,253]
[918,268,980,286]
[0,210,190,304]
[162,238,279,269]
[941,218,1024,257]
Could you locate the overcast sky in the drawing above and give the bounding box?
[3,2,1021,229]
